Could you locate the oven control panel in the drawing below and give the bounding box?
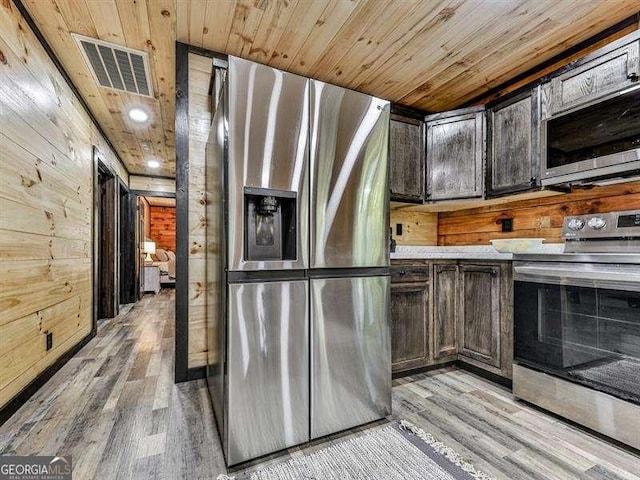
[563,210,640,239]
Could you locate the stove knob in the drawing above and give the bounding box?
[587,217,607,230]
[567,218,585,231]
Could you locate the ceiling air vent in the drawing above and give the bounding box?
[72,34,153,98]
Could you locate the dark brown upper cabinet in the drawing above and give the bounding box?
[390,113,426,203]
[426,107,485,201]
[487,87,541,197]
[542,39,639,119]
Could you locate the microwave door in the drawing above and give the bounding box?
[542,86,640,186]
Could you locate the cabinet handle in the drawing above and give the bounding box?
[530,176,537,185]
[627,73,639,82]
[491,269,498,276]
[399,270,406,276]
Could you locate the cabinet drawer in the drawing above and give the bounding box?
[549,40,639,116]
[390,265,430,283]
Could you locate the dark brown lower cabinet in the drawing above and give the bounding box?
[391,259,513,379]
[458,265,501,368]
[390,282,429,371]
[433,264,458,359]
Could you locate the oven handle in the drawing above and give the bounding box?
[513,262,640,292]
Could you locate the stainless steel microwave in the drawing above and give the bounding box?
[541,85,640,186]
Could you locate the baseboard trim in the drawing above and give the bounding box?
[0,331,95,426]
[392,361,456,380]
[186,366,206,382]
[456,361,513,389]
[392,360,512,389]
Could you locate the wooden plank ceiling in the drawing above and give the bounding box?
[23,0,640,179]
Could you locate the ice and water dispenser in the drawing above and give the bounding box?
[244,187,297,262]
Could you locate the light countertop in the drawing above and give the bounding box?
[390,244,565,261]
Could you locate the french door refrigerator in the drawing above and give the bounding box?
[205,56,390,466]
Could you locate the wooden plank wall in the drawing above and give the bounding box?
[438,182,640,246]
[187,53,213,368]
[129,176,176,194]
[390,209,438,246]
[0,2,127,409]
[149,206,176,252]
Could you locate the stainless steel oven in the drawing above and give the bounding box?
[513,210,640,450]
[541,86,640,186]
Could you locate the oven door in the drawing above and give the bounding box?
[514,261,640,404]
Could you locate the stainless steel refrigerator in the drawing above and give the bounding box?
[206,56,391,466]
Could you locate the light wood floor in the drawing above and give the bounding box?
[1,290,638,479]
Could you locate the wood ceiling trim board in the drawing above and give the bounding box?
[242,0,297,63]
[306,0,393,80]
[372,0,542,101]
[421,2,640,110]
[266,0,331,71]
[286,0,362,72]
[200,0,236,53]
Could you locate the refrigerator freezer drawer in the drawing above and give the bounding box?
[310,80,390,269]
[310,276,391,439]
[227,281,309,465]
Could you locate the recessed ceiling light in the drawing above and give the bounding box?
[128,107,149,123]
[147,159,160,169]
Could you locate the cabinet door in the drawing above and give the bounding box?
[426,109,484,201]
[487,88,540,196]
[390,116,425,203]
[391,282,428,371]
[459,265,501,368]
[432,264,458,359]
[549,40,639,116]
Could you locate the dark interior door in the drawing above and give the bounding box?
[119,185,138,304]
[97,166,117,319]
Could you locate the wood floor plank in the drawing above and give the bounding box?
[1,290,638,480]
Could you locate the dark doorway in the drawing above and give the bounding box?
[96,159,117,320]
[119,182,138,304]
